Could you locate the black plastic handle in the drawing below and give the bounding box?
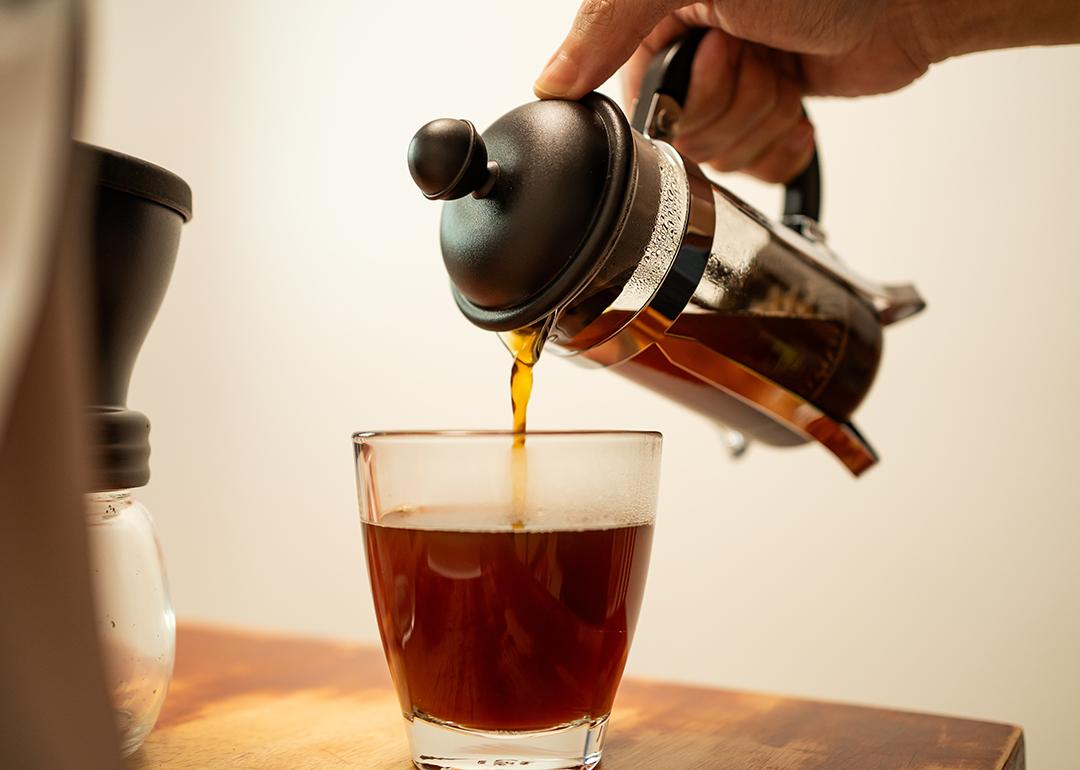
[631,29,822,227]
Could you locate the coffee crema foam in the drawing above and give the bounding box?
[373,504,656,533]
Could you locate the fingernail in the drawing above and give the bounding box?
[785,121,814,151]
[534,50,578,99]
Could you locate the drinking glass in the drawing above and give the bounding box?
[353,430,662,770]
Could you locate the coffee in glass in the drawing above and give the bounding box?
[354,431,661,770]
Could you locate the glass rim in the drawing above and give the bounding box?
[353,429,663,444]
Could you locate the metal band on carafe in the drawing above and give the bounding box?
[550,138,712,367]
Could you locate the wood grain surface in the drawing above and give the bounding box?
[133,626,1024,770]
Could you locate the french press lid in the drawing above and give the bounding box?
[409,94,637,331]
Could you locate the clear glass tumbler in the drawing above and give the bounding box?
[354,430,662,770]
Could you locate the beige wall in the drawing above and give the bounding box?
[84,2,1080,767]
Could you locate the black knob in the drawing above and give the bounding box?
[408,119,495,200]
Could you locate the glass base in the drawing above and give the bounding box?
[116,708,150,758]
[405,713,608,770]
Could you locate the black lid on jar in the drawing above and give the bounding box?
[407,93,635,331]
[77,142,192,490]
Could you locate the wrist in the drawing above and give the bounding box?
[910,0,1080,63]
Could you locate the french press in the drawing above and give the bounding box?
[407,32,925,475]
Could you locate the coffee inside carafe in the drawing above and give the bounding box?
[607,251,885,445]
[613,309,881,445]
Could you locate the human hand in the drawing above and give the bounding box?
[534,0,1079,183]
[535,0,929,182]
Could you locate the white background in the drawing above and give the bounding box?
[84,2,1079,767]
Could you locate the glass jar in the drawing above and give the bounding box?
[86,489,174,756]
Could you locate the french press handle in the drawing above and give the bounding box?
[630,29,822,230]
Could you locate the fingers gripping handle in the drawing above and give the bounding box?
[631,29,823,228]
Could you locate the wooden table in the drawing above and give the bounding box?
[134,626,1024,769]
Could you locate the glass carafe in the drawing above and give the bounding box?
[86,489,174,756]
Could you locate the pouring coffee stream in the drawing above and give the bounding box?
[507,319,550,528]
[408,31,925,476]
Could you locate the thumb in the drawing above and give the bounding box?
[535,0,688,99]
